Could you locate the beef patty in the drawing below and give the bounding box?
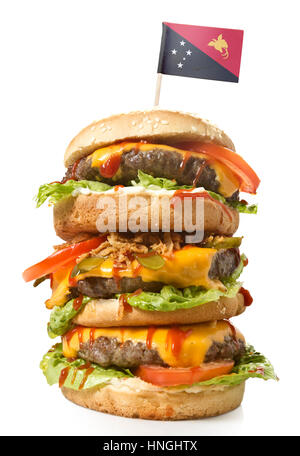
[76,248,240,299]
[64,146,239,200]
[77,335,245,368]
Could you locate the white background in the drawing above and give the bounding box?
[1,0,299,436]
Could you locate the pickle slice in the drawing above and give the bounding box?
[71,257,104,277]
[136,253,165,270]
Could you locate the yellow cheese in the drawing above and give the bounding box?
[75,247,221,290]
[90,142,239,197]
[45,265,73,309]
[62,321,244,367]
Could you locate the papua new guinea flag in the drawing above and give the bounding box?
[157,22,244,83]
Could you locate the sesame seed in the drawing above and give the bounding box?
[153,123,158,129]
[138,123,143,129]
[155,117,160,122]
[107,125,112,131]
[91,125,96,131]
[91,136,96,142]
[147,119,153,123]
[160,120,169,125]
[101,127,107,132]
[191,126,197,132]
[131,121,136,126]
[99,123,105,128]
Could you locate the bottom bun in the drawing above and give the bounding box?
[61,377,245,420]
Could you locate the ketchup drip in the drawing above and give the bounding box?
[99,153,121,178]
[65,326,85,346]
[73,294,83,311]
[224,320,238,346]
[89,328,96,346]
[240,287,253,307]
[76,362,94,390]
[119,294,133,313]
[114,185,125,191]
[165,327,193,358]
[146,327,157,349]
[180,152,191,171]
[192,162,207,187]
[71,368,78,385]
[59,366,70,388]
[171,188,233,222]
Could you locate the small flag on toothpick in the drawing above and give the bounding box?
[155,22,244,104]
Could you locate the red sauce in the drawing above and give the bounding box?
[75,363,94,390]
[89,328,96,346]
[78,362,92,370]
[165,327,193,358]
[65,326,85,345]
[112,263,126,287]
[59,366,70,388]
[114,185,125,191]
[180,152,191,171]
[192,162,207,187]
[171,189,233,222]
[130,288,143,297]
[240,287,253,307]
[132,263,142,278]
[71,368,78,385]
[243,257,249,267]
[119,294,133,313]
[99,153,121,178]
[73,294,83,311]
[136,251,159,258]
[224,320,238,344]
[146,327,157,349]
[70,159,81,180]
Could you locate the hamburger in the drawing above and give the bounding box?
[23,110,277,420]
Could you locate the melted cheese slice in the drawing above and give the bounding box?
[62,321,244,368]
[90,142,240,197]
[45,264,74,309]
[75,247,221,290]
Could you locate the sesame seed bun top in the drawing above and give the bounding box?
[64,109,235,168]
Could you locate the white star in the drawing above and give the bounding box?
[186,50,192,56]
[180,40,186,46]
[177,62,183,69]
[183,57,186,61]
[171,49,177,55]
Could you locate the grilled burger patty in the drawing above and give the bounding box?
[64,146,239,200]
[77,335,245,368]
[76,248,240,298]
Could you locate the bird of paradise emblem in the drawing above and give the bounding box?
[208,34,229,59]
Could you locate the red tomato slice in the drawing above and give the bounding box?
[22,237,105,282]
[177,142,260,194]
[135,361,234,386]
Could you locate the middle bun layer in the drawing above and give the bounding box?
[53,188,239,241]
[73,293,245,327]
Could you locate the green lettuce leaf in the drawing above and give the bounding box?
[40,343,277,392]
[194,345,278,387]
[47,296,91,338]
[122,255,246,312]
[35,180,112,207]
[40,343,133,390]
[132,170,192,190]
[36,172,257,214]
[207,190,257,214]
